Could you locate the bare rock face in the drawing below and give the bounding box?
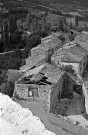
[0,93,55,135]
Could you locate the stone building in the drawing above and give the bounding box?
[31,37,62,57]
[60,44,87,76]
[20,35,62,72]
[52,44,87,76]
[14,63,85,115]
[14,64,64,111]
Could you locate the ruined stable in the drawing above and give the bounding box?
[14,63,85,115]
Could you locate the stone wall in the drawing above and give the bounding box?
[37,85,52,111]
[14,82,38,100]
[14,81,52,111]
[50,75,63,113]
[61,73,74,99]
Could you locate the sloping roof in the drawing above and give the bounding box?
[23,63,64,84]
[51,41,77,60]
[62,44,87,63]
[40,64,64,83]
[61,52,79,63]
[31,38,62,53]
[20,54,46,72]
[24,64,45,77]
[41,38,62,51]
[52,48,68,61]
[41,35,54,43]
[48,38,62,48]
[30,45,41,52]
[51,31,63,37]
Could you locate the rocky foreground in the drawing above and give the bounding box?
[0,93,55,135]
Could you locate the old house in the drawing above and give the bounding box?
[41,35,62,54]
[41,38,62,55]
[20,36,62,72]
[14,63,85,115]
[15,63,64,111]
[51,41,77,66]
[51,48,68,66]
[60,44,87,76]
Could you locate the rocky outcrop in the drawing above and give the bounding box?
[0,93,55,135]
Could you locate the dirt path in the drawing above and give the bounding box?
[16,100,88,135]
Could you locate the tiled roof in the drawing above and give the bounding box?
[41,38,62,51]
[23,63,64,84]
[61,52,79,63]
[31,38,62,53]
[20,54,46,72]
[48,38,62,48]
[30,45,41,52]
[52,48,67,58]
[20,38,62,73]
[62,44,87,63]
[51,42,77,60]
[24,64,45,77]
[40,64,64,83]
[69,45,87,59]
[51,31,63,37]
[41,35,54,43]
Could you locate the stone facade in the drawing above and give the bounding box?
[50,75,63,113]
[14,72,80,113]
[14,74,64,112]
[14,81,52,111]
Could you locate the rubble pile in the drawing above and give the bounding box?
[0,93,55,135]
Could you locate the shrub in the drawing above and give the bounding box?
[61,65,74,74]
[0,81,14,97]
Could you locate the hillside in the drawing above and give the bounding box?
[0,0,88,9]
[0,0,88,16]
[39,0,88,8]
